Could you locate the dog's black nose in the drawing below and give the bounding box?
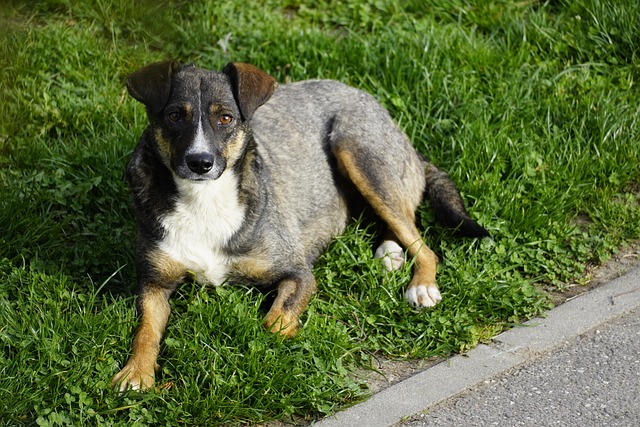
[186,153,214,174]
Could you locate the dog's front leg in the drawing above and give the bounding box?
[264,270,316,337]
[111,284,172,392]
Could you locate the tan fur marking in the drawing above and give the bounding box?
[148,248,189,284]
[208,103,225,115]
[334,148,439,288]
[111,286,172,391]
[154,129,174,169]
[231,255,274,281]
[264,276,316,337]
[183,103,193,121]
[264,316,299,337]
[221,129,247,165]
[112,251,186,391]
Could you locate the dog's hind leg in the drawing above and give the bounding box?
[333,145,442,308]
[374,230,405,272]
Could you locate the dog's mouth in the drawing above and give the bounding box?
[174,168,225,182]
[173,171,224,184]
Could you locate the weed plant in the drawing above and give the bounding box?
[1,0,639,425]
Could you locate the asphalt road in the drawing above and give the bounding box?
[401,307,640,427]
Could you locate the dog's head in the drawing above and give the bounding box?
[126,61,277,181]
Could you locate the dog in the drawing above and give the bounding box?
[111,60,488,391]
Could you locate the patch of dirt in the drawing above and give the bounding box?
[353,354,442,395]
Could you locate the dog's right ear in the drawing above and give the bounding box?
[126,60,179,114]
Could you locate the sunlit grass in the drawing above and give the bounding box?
[1,0,639,424]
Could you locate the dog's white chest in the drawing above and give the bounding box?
[158,172,245,286]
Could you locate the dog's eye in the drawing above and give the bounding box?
[166,111,183,124]
[217,114,234,127]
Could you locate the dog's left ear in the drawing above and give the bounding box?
[222,62,277,121]
[126,60,179,114]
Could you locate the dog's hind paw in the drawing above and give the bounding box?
[405,284,442,308]
[374,240,405,271]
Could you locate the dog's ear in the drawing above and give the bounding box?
[126,60,179,114]
[222,62,277,121]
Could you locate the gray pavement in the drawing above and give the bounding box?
[402,307,640,427]
[314,267,640,427]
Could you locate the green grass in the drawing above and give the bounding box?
[1,0,639,425]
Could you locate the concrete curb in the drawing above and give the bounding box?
[314,267,640,427]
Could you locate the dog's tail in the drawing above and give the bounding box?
[424,163,490,238]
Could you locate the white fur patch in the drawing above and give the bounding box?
[190,115,208,153]
[374,240,405,271]
[158,171,245,285]
[405,284,442,308]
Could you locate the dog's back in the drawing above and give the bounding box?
[251,80,427,261]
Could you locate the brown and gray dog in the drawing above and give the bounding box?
[112,60,488,391]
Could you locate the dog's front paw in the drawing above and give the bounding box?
[405,283,442,308]
[264,310,300,338]
[111,360,155,393]
[374,240,405,271]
